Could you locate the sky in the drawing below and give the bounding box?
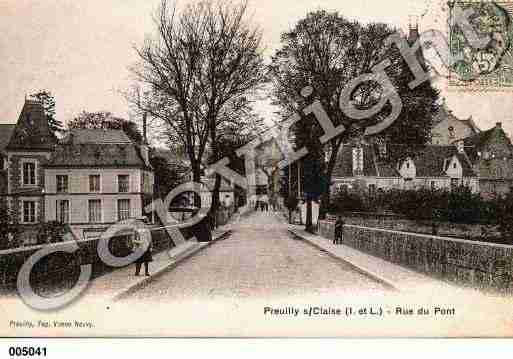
[1,0,512,137]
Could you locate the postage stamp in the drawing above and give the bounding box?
[448,0,513,91]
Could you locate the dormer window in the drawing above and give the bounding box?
[448,126,455,139]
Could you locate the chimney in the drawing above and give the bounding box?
[496,122,502,129]
[408,22,419,44]
[140,112,150,166]
[143,112,148,144]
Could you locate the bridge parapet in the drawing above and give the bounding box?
[318,220,513,293]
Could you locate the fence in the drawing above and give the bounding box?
[318,220,513,292]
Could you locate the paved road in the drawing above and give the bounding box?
[127,211,389,301]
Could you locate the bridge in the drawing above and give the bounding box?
[122,211,389,302]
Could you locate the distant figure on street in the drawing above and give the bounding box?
[133,228,153,276]
[334,216,345,245]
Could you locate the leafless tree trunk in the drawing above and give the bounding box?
[130,0,265,221]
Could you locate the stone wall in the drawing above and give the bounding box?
[0,226,174,292]
[318,220,513,292]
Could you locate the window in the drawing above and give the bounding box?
[56,200,70,223]
[453,162,457,169]
[88,200,102,223]
[56,175,69,193]
[22,161,36,186]
[496,167,503,178]
[431,181,436,190]
[89,175,100,192]
[451,178,459,190]
[22,201,36,223]
[117,199,131,221]
[118,175,129,193]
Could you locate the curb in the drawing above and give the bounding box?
[111,230,232,301]
[288,228,399,292]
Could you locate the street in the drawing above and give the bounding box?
[127,211,389,302]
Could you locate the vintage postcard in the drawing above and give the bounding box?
[1,0,513,339]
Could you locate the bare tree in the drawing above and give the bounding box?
[130,0,266,217]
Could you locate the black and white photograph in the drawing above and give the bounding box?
[1,0,513,340]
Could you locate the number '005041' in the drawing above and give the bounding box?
[8,347,47,357]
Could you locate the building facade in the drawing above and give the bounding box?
[330,141,479,195]
[430,102,480,145]
[330,143,403,194]
[396,145,479,193]
[457,122,513,198]
[3,100,154,243]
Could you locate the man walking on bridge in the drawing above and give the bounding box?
[334,217,345,245]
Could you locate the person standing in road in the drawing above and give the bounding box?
[334,216,345,245]
[133,228,153,276]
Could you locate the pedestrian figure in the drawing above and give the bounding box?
[133,228,153,276]
[334,216,345,245]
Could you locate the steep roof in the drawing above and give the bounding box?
[47,129,146,168]
[332,144,400,178]
[408,145,476,177]
[0,124,15,155]
[462,125,513,163]
[6,100,57,151]
[463,128,496,149]
[433,102,480,133]
[63,129,133,144]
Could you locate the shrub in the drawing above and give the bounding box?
[329,185,502,225]
[0,198,20,250]
[329,188,366,213]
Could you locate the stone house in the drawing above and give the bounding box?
[330,143,403,195]
[455,122,513,198]
[3,100,154,243]
[430,102,480,145]
[0,124,15,194]
[396,145,479,193]
[330,142,479,196]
